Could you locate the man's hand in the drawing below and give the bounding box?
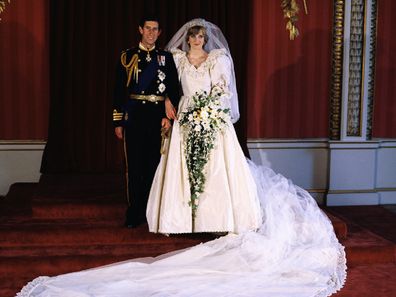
[115,127,123,140]
[165,98,176,120]
[161,118,171,130]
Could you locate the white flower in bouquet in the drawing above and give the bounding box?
[200,109,209,120]
[178,86,230,223]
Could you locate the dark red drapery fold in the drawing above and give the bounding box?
[246,0,333,139]
[373,0,396,138]
[0,0,49,140]
[41,0,252,173]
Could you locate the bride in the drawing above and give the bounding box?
[17,19,346,297]
[146,19,262,234]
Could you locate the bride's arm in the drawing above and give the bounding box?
[209,51,233,109]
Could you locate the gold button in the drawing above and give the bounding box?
[142,101,146,104]
[138,59,141,62]
[155,101,158,105]
[138,50,141,53]
[156,91,159,94]
[141,91,145,94]
[157,80,160,83]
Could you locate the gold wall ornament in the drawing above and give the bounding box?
[0,0,11,21]
[281,0,308,40]
[366,0,377,139]
[346,0,365,137]
[329,0,346,140]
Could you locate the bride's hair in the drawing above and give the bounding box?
[166,18,240,123]
[185,25,208,46]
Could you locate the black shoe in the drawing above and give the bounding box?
[124,206,139,228]
[124,220,140,228]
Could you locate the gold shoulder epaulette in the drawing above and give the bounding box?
[121,51,139,87]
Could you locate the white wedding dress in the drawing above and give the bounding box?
[147,48,262,234]
[17,49,346,297]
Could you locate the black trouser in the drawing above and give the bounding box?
[124,100,164,225]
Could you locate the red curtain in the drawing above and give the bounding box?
[40,0,252,173]
[246,0,333,138]
[0,0,49,140]
[373,0,396,138]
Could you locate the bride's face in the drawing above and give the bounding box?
[188,30,205,50]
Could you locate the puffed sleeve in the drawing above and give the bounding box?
[209,49,233,108]
[170,48,185,70]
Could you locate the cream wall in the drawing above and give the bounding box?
[0,142,45,196]
[248,139,396,206]
[1,139,395,206]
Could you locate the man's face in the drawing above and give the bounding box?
[139,21,161,48]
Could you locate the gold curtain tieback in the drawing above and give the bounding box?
[130,94,165,102]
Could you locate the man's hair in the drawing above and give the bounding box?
[139,15,161,30]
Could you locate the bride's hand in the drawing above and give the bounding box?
[165,98,176,120]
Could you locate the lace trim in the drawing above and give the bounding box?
[171,48,227,79]
[314,242,347,297]
[14,242,347,297]
[15,276,50,297]
[156,229,233,235]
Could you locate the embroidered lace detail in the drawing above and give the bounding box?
[171,48,228,79]
[314,242,347,297]
[16,276,50,297]
[157,229,233,235]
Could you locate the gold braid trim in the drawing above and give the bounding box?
[121,52,139,87]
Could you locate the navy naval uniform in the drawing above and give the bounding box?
[113,44,179,227]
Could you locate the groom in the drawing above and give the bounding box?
[113,15,179,228]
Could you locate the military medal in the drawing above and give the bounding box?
[158,55,166,66]
[145,52,152,62]
[139,42,155,63]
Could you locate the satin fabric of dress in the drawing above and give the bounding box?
[16,49,346,297]
[147,49,262,234]
[17,162,346,297]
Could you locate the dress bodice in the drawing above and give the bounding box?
[171,48,232,96]
[171,48,232,112]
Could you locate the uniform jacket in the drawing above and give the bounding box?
[113,45,180,126]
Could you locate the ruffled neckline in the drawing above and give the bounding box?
[185,52,209,70]
[172,48,226,69]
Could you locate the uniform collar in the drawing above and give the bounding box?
[139,42,156,52]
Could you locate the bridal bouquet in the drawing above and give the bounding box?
[178,85,230,225]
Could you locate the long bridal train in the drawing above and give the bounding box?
[17,161,346,297]
[17,17,346,297]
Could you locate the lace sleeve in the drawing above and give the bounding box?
[170,48,185,69]
[208,49,233,109]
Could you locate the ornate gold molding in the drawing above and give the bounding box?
[281,0,308,40]
[0,0,11,21]
[366,0,377,139]
[346,0,366,136]
[329,0,346,140]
